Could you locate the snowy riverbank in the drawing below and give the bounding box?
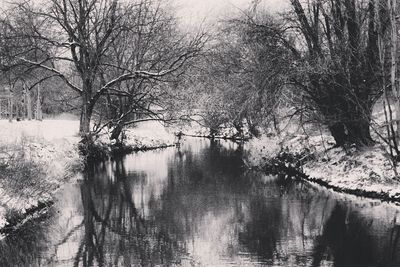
[0,119,175,234]
[96,120,176,153]
[244,127,400,202]
[0,120,81,233]
[175,120,251,140]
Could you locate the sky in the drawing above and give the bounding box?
[174,0,288,27]
[0,0,289,28]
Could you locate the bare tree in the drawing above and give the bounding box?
[288,0,384,147]
[179,10,292,138]
[388,0,400,136]
[92,1,205,142]
[3,0,204,139]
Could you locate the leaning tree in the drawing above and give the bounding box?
[287,0,386,146]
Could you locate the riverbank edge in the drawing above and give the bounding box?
[183,133,250,142]
[257,159,400,204]
[104,140,176,156]
[0,150,81,236]
[0,136,176,236]
[248,139,400,204]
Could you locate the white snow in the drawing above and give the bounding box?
[244,110,400,200]
[0,119,175,231]
[96,120,176,149]
[174,119,251,139]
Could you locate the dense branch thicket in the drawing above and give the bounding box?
[288,0,385,146]
[0,0,205,140]
[176,12,292,138]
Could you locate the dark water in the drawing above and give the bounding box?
[1,138,400,267]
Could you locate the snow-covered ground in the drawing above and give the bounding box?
[0,119,175,233]
[175,119,251,139]
[0,119,81,231]
[98,121,176,150]
[244,115,400,202]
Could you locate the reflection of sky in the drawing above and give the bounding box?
[123,149,176,216]
[40,183,84,266]
[124,149,175,178]
[4,138,400,266]
[217,139,240,151]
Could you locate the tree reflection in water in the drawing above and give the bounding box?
[311,203,400,267]
[1,139,400,266]
[75,157,185,266]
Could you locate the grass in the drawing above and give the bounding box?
[0,136,58,229]
[0,138,50,198]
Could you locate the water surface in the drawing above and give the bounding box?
[1,138,400,266]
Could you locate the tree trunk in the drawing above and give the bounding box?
[8,96,13,122]
[80,105,92,136]
[79,93,93,136]
[209,128,217,139]
[35,85,42,121]
[345,119,374,146]
[79,79,94,136]
[328,123,347,146]
[328,118,373,147]
[110,124,124,144]
[389,0,400,137]
[233,121,243,139]
[26,86,32,120]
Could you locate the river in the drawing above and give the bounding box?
[0,138,400,266]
